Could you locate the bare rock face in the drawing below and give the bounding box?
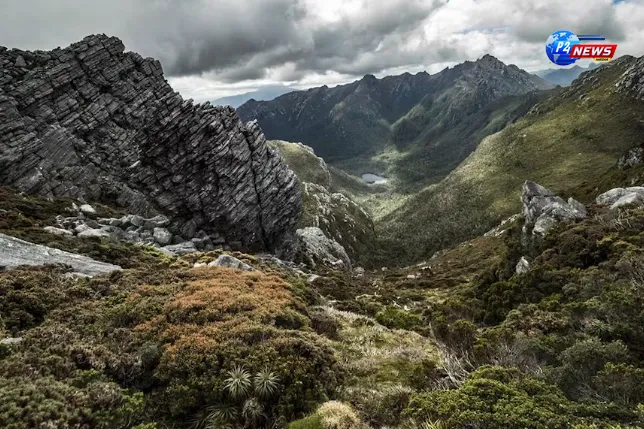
[616,55,644,100]
[296,227,352,271]
[521,181,586,239]
[0,35,301,256]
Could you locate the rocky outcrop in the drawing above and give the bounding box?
[207,255,253,271]
[596,187,644,209]
[0,35,301,256]
[616,55,644,100]
[296,227,351,271]
[269,140,378,267]
[521,181,587,238]
[515,256,530,274]
[300,182,376,263]
[0,233,122,276]
[618,145,644,170]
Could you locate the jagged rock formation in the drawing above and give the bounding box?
[295,227,352,271]
[616,55,644,100]
[521,181,587,238]
[0,35,301,255]
[0,233,122,276]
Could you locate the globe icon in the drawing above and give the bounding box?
[545,30,580,66]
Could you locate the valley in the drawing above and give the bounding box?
[237,55,554,192]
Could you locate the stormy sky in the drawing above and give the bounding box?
[1,0,643,101]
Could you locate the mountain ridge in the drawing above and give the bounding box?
[536,62,601,86]
[213,85,296,108]
[237,55,553,187]
[377,54,644,264]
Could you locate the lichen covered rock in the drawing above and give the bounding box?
[596,186,644,209]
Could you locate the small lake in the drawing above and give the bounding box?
[361,173,388,185]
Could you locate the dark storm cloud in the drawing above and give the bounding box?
[1,0,637,87]
[135,0,307,76]
[150,0,446,80]
[0,0,446,81]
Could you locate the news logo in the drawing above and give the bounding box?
[545,30,617,66]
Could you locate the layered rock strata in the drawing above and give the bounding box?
[0,35,301,255]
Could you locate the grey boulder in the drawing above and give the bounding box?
[295,227,352,271]
[78,229,111,239]
[145,215,170,229]
[153,227,173,245]
[0,233,122,276]
[43,226,73,236]
[79,204,97,215]
[161,241,198,256]
[208,255,253,271]
[596,187,644,209]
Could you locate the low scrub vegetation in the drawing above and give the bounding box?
[0,263,342,428]
[6,186,644,428]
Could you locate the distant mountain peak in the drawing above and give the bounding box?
[479,53,501,62]
[212,85,297,108]
[536,62,606,87]
[237,55,553,177]
[474,54,507,69]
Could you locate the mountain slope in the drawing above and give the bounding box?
[213,85,296,108]
[268,140,379,267]
[239,72,436,161]
[238,56,553,187]
[379,55,644,265]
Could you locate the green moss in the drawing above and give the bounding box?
[288,414,324,429]
[269,140,331,188]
